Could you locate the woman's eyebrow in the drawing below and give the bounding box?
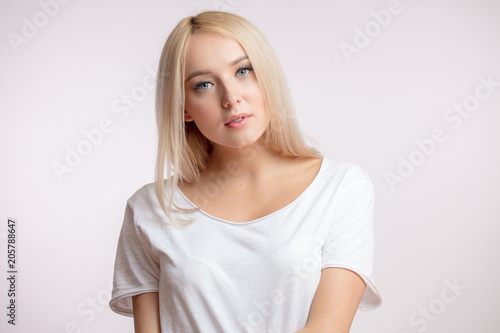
[230,55,249,67]
[185,55,249,83]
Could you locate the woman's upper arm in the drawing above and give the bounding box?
[132,292,161,333]
[299,267,366,333]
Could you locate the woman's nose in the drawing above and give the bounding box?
[221,82,241,108]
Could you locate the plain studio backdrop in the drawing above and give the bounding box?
[1,0,499,332]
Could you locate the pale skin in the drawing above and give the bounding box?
[132,31,366,332]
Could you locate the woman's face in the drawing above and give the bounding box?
[184,32,268,149]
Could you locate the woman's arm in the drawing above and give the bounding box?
[132,292,161,333]
[296,267,366,333]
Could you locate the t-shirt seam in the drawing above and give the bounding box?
[174,157,329,225]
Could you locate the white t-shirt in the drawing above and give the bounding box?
[109,157,382,332]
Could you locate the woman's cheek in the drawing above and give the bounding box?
[185,96,204,115]
[244,80,264,99]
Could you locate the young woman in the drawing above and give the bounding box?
[110,11,382,333]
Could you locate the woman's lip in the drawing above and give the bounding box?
[225,116,251,129]
[224,113,251,124]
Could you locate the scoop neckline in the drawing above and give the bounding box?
[175,157,327,225]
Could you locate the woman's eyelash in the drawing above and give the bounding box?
[193,81,213,91]
[237,66,253,76]
[193,66,254,91]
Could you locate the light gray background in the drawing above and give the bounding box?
[1,0,499,332]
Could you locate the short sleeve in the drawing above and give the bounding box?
[321,166,382,310]
[109,202,160,316]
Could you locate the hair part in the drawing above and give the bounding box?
[155,11,321,226]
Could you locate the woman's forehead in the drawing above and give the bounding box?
[187,32,245,58]
[184,32,248,72]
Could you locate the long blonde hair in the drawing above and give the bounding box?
[155,11,320,226]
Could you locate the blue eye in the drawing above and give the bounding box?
[194,81,213,91]
[237,66,253,77]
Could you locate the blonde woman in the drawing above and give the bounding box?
[110,11,382,333]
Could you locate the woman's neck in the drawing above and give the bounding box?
[203,139,281,183]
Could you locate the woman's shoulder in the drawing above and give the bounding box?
[316,157,373,189]
[123,179,180,226]
[125,179,175,213]
[127,181,156,205]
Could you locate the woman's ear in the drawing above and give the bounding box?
[184,110,193,122]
